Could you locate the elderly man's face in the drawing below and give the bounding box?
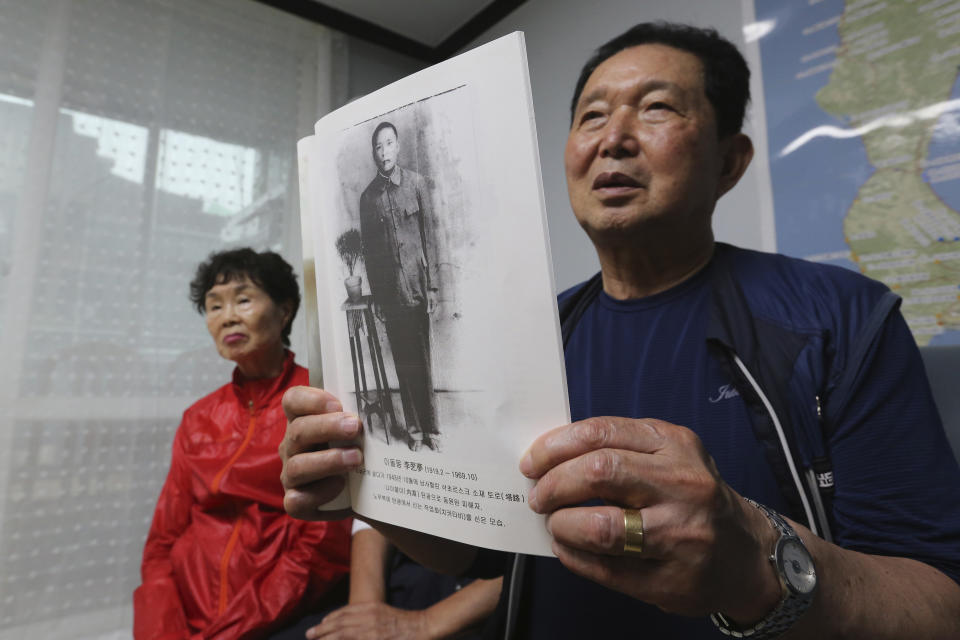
[374,127,399,174]
[565,44,728,245]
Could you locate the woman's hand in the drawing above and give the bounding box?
[280,386,363,521]
[306,603,430,640]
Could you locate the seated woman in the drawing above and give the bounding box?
[134,248,351,639]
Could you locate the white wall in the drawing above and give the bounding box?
[466,0,776,290]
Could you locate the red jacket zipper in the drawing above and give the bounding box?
[213,399,257,614]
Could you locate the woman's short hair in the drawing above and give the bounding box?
[189,247,300,346]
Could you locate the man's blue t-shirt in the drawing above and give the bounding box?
[472,246,960,640]
[517,258,794,638]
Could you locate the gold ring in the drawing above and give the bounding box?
[623,508,644,556]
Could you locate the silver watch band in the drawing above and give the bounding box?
[711,594,809,639]
[710,499,815,639]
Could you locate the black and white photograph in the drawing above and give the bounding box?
[299,33,569,554]
[330,90,476,454]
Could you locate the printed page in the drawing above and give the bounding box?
[300,32,567,556]
[297,137,352,511]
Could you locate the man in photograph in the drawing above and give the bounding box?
[358,121,439,452]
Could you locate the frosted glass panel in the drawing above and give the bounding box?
[0,0,48,337]
[3,418,171,628]
[0,0,327,637]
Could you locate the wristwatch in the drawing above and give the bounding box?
[711,498,817,638]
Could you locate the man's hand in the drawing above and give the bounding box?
[520,417,782,623]
[306,602,429,640]
[426,289,439,315]
[280,386,363,521]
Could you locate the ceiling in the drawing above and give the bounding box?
[319,0,494,47]
[255,0,527,63]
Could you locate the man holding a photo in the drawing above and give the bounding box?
[282,22,960,639]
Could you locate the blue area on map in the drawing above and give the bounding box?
[930,332,960,346]
[923,72,960,215]
[757,0,870,262]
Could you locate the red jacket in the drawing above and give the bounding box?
[134,352,349,639]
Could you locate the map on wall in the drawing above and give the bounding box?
[755,0,960,345]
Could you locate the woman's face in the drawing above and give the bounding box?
[203,275,290,372]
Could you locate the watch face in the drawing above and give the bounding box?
[779,538,817,595]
